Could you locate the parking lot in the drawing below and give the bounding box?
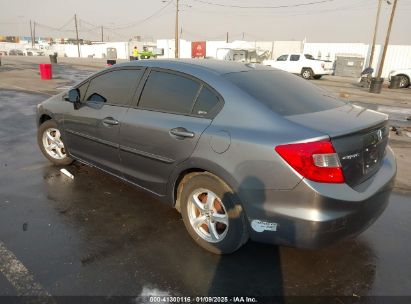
[0,57,411,300]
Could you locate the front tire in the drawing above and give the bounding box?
[37,120,73,166]
[179,172,248,254]
[301,68,313,80]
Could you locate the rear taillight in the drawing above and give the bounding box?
[275,139,345,183]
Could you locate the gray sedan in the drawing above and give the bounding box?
[36,60,396,254]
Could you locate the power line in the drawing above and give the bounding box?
[108,1,174,30]
[56,16,74,31]
[190,0,336,9]
[186,0,375,17]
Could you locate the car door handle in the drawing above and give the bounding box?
[102,117,119,126]
[170,127,195,139]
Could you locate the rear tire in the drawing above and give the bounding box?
[313,75,322,80]
[179,172,248,254]
[37,120,73,166]
[301,68,313,80]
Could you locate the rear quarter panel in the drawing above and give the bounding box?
[171,77,326,195]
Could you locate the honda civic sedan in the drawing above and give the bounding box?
[36,60,396,254]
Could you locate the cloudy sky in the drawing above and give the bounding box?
[1,0,410,44]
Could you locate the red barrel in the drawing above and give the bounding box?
[39,64,52,80]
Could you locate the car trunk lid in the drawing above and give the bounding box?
[286,104,389,187]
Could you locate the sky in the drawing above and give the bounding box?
[1,0,411,44]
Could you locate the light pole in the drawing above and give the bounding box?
[369,0,382,68]
[175,0,179,58]
[368,0,392,69]
[370,0,398,93]
[376,0,397,79]
[162,0,180,58]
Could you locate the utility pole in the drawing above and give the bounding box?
[30,20,34,48]
[226,32,229,43]
[33,21,36,46]
[74,14,81,58]
[175,0,179,58]
[368,0,383,68]
[376,0,398,79]
[242,32,245,40]
[101,26,104,42]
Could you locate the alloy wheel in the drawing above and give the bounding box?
[42,128,66,160]
[187,188,229,243]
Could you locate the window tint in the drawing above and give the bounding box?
[276,55,288,61]
[139,71,200,114]
[290,55,300,61]
[304,54,315,60]
[85,69,144,106]
[192,86,220,117]
[224,71,346,116]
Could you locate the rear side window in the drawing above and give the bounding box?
[85,69,144,106]
[276,55,288,61]
[290,55,300,61]
[139,71,200,115]
[192,86,220,117]
[224,70,346,116]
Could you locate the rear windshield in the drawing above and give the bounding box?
[224,70,345,116]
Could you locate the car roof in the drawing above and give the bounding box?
[114,59,273,75]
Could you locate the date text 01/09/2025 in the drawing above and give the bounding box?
[149,296,258,303]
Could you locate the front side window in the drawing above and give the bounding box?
[85,69,144,106]
[290,55,300,61]
[276,55,288,61]
[139,71,200,115]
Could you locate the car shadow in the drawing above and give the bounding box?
[38,166,376,297]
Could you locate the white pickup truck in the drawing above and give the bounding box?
[263,53,333,80]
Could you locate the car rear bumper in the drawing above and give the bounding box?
[239,146,396,249]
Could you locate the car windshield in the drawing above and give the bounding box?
[304,54,315,60]
[224,70,346,116]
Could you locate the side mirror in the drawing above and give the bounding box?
[67,88,81,109]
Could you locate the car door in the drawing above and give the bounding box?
[119,69,222,195]
[289,54,301,74]
[64,68,145,175]
[272,54,288,71]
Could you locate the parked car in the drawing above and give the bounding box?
[36,60,396,254]
[25,48,45,56]
[388,68,411,88]
[263,53,333,79]
[8,49,24,56]
[0,50,7,56]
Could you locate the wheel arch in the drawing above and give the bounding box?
[301,67,314,73]
[38,113,53,126]
[167,158,240,212]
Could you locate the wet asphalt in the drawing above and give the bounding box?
[0,71,411,300]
